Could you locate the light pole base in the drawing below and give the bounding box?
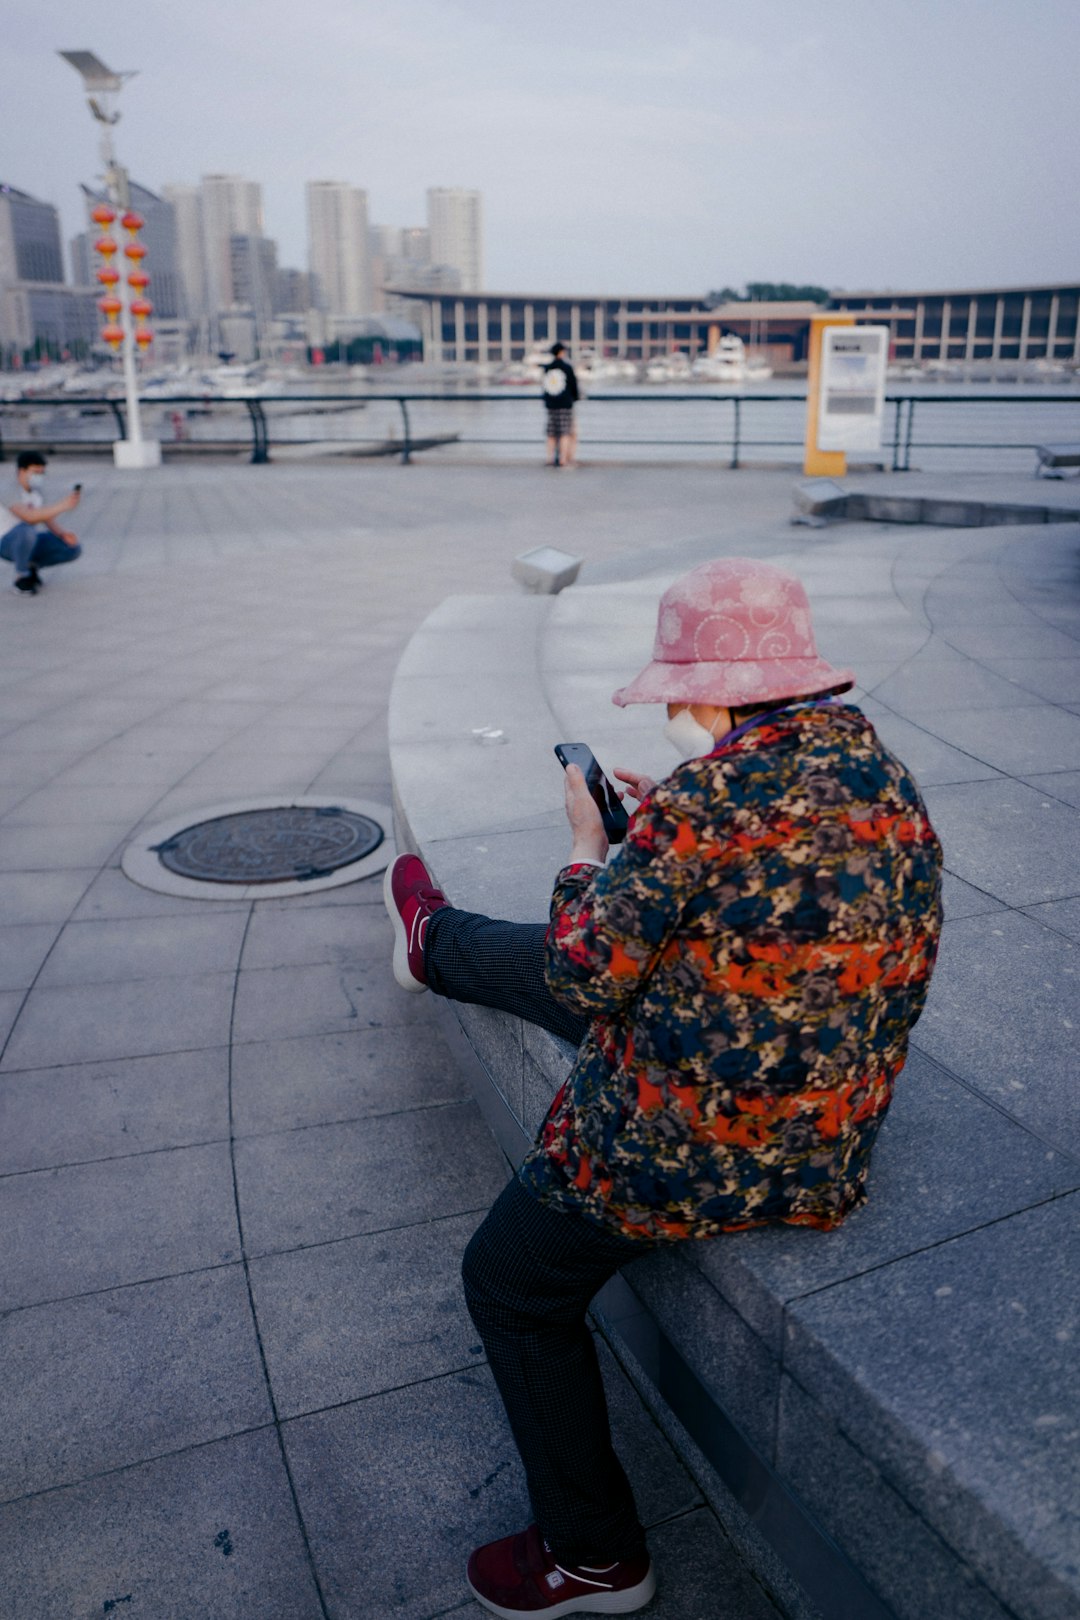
[113,439,162,469]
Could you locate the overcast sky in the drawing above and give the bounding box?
[6,0,1078,295]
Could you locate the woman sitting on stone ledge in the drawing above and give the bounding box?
[383,556,943,1619]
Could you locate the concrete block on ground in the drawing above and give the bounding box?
[862,495,923,523]
[920,498,987,526]
[979,503,1052,526]
[792,479,849,517]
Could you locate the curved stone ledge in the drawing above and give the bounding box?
[389,575,1080,1620]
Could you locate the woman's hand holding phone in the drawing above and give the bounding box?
[563,764,609,866]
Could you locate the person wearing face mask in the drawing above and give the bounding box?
[0,452,82,595]
[383,556,942,1617]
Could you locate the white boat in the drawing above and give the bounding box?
[644,352,692,383]
[692,334,749,383]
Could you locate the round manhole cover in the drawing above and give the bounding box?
[154,805,384,885]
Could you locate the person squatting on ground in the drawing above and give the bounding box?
[543,341,580,468]
[0,452,82,595]
[384,557,943,1617]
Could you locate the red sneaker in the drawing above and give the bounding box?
[467,1523,655,1616]
[383,853,448,992]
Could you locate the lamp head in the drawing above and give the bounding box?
[58,51,136,94]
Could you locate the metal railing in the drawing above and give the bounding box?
[1,389,1078,471]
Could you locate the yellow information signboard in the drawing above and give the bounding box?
[803,312,855,477]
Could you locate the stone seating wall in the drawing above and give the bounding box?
[389,557,1079,1620]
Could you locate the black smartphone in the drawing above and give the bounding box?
[554,743,629,843]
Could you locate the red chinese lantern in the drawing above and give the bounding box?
[91,203,116,226]
[101,325,124,350]
[123,240,147,262]
[121,210,145,235]
[127,268,150,291]
[130,298,153,321]
[98,295,122,318]
[95,236,118,258]
[134,328,153,349]
[96,266,120,286]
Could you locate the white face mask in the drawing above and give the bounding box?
[27,472,44,489]
[663,706,718,760]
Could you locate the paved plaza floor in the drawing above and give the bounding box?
[1,457,1077,1619]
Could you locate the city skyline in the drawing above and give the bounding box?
[4,0,1078,297]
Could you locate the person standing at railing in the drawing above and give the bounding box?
[542,341,580,468]
[1,452,82,596]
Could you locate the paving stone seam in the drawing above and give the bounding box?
[0,868,100,1071]
[0,1136,232,1182]
[0,1256,245,1319]
[243,1202,496,1264]
[774,1185,1078,1318]
[909,1033,1080,1169]
[222,900,334,1620]
[275,1359,505,1430]
[929,543,1080,710]
[0,1083,465,1178]
[0,1419,281,1511]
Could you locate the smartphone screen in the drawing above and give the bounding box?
[554,743,629,843]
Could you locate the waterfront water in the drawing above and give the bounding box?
[5,378,1080,473]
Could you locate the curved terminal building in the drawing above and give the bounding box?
[388,281,1080,370]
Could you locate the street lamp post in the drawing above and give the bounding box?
[60,50,161,469]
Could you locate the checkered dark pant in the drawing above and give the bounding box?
[426,907,655,1562]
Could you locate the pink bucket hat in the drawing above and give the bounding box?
[612,558,854,708]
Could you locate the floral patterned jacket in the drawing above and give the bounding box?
[519,704,943,1241]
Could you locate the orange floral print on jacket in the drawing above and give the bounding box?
[518,704,943,1241]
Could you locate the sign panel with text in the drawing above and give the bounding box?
[817,326,889,452]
